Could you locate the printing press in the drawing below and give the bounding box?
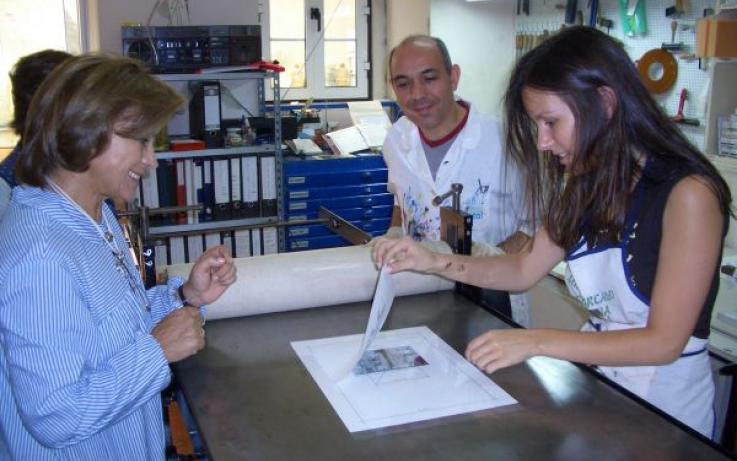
[165,186,733,460]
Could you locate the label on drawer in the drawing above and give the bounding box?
[288,176,306,185]
[289,227,309,236]
[289,190,309,199]
[289,202,307,211]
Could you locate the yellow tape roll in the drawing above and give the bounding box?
[637,49,678,94]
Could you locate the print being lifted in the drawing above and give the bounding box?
[290,267,517,432]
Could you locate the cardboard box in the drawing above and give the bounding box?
[697,18,737,58]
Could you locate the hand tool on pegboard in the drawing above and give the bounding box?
[662,20,684,51]
[597,16,614,34]
[671,88,700,126]
[665,0,685,18]
[565,0,577,24]
[588,0,599,27]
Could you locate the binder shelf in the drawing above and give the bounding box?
[155,144,283,160]
[134,70,284,286]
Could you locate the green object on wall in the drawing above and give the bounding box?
[619,0,648,37]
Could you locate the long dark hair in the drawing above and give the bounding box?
[9,49,72,138]
[504,26,732,249]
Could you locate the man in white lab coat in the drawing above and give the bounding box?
[382,35,533,325]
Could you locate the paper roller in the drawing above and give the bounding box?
[165,245,455,320]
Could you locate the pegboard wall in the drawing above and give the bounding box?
[515,0,730,151]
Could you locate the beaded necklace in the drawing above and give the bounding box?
[47,178,150,311]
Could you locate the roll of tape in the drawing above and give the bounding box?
[637,49,678,94]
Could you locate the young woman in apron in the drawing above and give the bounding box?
[371,26,732,438]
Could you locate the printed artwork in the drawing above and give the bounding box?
[353,346,428,375]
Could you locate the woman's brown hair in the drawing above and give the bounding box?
[504,26,733,249]
[17,53,183,187]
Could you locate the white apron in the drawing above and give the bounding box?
[564,204,715,437]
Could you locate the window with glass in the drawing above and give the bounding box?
[0,0,84,151]
[263,0,369,101]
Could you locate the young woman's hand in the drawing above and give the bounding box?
[465,329,541,374]
[182,245,237,307]
[371,236,441,274]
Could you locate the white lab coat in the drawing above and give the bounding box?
[383,104,529,246]
[383,103,532,326]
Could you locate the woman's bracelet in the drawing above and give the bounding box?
[177,284,207,324]
[178,284,189,306]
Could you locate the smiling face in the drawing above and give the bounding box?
[390,40,461,140]
[521,87,577,169]
[86,131,157,205]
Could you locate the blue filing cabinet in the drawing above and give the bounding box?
[283,154,392,251]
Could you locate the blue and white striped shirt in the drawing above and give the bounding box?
[0,185,185,460]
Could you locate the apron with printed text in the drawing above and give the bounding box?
[564,190,714,437]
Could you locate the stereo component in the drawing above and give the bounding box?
[190,81,222,148]
[122,25,261,73]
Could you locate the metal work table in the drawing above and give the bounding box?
[174,291,733,460]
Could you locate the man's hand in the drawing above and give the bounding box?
[152,307,206,363]
[181,245,237,308]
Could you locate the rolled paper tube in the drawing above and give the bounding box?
[166,244,455,320]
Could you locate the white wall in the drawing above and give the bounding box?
[386,0,430,56]
[384,0,429,100]
[430,0,516,118]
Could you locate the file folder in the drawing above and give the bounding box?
[241,155,259,218]
[169,236,186,265]
[251,228,262,255]
[230,157,244,218]
[213,158,231,220]
[186,234,204,263]
[234,229,251,257]
[202,159,215,221]
[260,155,277,216]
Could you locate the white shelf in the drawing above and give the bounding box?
[156,144,285,160]
[142,69,285,254]
[149,216,279,236]
[156,71,272,81]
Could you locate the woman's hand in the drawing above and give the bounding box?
[371,236,441,274]
[152,307,205,363]
[181,245,237,307]
[465,329,540,374]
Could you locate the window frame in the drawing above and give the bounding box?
[260,0,371,102]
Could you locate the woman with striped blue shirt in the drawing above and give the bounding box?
[0,54,237,460]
